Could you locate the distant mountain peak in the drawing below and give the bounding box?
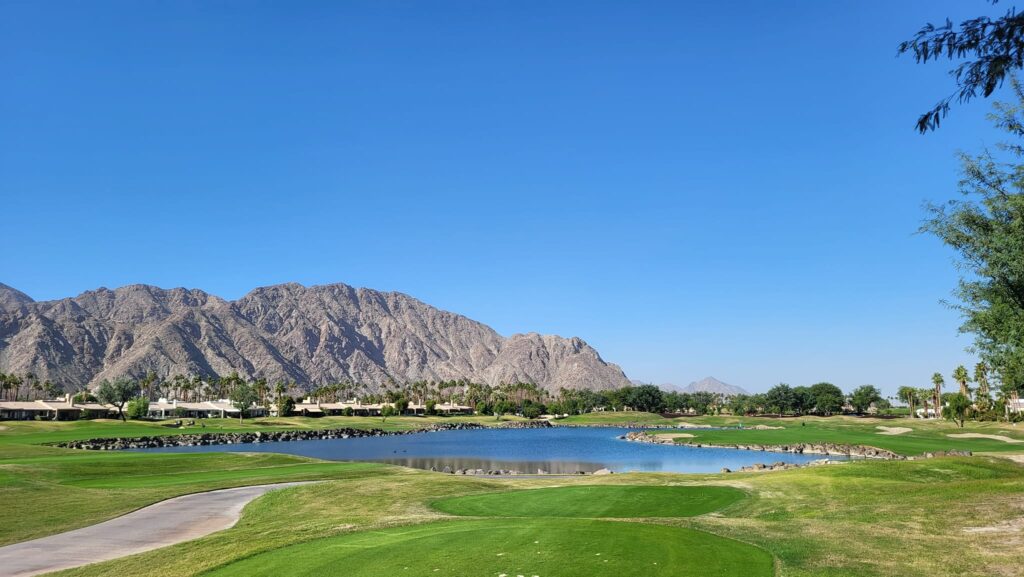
[683,376,749,396]
[658,376,749,396]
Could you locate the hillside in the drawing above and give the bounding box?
[0,282,630,392]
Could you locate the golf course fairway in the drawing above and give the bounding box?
[200,518,772,577]
[431,485,746,518]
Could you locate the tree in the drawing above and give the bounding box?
[276,395,295,418]
[849,385,883,415]
[953,365,972,397]
[975,361,993,412]
[921,83,1024,397]
[126,397,150,420]
[380,404,396,423]
[944,393,973,427]
[624,385,665,413]
[791,386,814,415]
[932,373,946,419]
[764,384,795,415]
[522,403,543,419]
[809,382,845,415]
[229,383,258,423]
[898,386,920,418]
[899,4,1024,132]
[96,378,140,422]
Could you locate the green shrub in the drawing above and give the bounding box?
[126,397,150,420]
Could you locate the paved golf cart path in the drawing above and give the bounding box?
[0,482,310,577]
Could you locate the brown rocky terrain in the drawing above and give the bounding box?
[0,282,630,392]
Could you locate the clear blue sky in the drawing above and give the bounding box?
[0,1,1006,395]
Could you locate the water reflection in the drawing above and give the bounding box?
[137,427,842,474]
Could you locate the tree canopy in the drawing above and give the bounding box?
[900,1,1024,131]
[922,81,1024,399]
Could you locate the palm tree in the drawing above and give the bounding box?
[897,386,918,418]
[952,365,971,398]
[7,374,22,401]
[974,362,991,410]
[931,373,945,419]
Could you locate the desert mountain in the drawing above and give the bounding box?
[0,282,630,392]
[659,377,748,397]
[679,376,749,396]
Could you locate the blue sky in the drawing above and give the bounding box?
[0,1,1007,394]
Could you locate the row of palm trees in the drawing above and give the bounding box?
[897,362,1019,419]
[0,372,63,401]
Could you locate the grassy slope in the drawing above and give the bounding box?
[201,518,773,577]
[432,485,745,518]
[0,415,521,545]
[43,458,1024,577]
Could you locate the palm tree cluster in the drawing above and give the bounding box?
[0,372,63,401]
[896,363,1024,422]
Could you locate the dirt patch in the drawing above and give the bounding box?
[947,433,1024,444]
[964,516,1024,533]
[876,426,912,436]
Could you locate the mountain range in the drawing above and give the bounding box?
[0,282,631,392]
[660,376,749,397]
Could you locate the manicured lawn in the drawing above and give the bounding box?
[665,416,1024,455]
[433,485,745,518]
[1,418,1024,576]
[200,518,773,577]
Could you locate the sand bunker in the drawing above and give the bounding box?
[650,433,694,443]
[674,421,715,429]
[947,433,1024,444]
[747,425,784,430]
[876,426,912,436]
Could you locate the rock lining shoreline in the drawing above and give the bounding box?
[621,430,973,470]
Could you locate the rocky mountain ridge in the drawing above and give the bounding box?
[0,282,630,392]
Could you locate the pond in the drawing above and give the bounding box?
[135,427,838,474]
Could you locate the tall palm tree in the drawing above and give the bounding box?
[931,373,945,419]
[975,362,991,408]
[952,365,971,398]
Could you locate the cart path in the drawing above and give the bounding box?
[0,482,311,577]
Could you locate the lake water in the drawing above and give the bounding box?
[136,427,837,474]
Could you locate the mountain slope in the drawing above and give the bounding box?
[680,377,749,396]
[0,282,630,392]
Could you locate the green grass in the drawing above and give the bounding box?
[199,518,773,577]
[432,485,745,518]
[662,415,1024,455]
[2,417,1024,576]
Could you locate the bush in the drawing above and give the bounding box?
[341,407,354,417]
[522,404,543,419]
[475,401,490,415]
[126,397,150,420]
